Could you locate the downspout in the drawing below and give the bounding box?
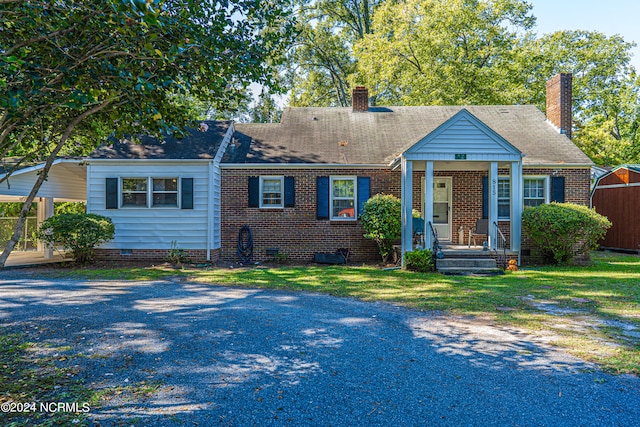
[207,160,213,261]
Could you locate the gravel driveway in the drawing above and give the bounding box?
[0,274,638,426]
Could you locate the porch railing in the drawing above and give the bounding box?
[493,221,507,270]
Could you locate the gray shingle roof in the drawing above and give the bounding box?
[227,106,592,166]
[90,121,231,160]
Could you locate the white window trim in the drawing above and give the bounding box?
[120,177,181,209]
[121,177,149,208]
[330,176,358,221]
[496,175,550,220]
[523,175,550,207]
[259,176,284,209]
[497,176,510,221]
[151,177,180,208]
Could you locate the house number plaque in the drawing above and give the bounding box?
[455,154,467,160]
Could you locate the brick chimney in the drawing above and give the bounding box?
[546,73,572,139]
[352,86,369,112]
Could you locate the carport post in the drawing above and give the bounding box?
[36,197,54,258]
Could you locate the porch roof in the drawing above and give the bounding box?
[228,105,592,167]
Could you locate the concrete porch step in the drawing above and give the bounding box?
[436,258,504,275]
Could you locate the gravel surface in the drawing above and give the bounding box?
[0,274,638,426]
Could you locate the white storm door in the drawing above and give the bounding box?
[432,177,452,241]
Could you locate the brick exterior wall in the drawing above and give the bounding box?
[546,73,573,140]
[94,248,220,263]
[221,168,400,263]
[220,166,590,265]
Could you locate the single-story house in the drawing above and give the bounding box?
[591,165,640,251]
[0,73,593,265]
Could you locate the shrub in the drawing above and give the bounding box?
[361,194,402,263]
[37,213,115,263]
[404,249,434,272]
[522,202,611,265]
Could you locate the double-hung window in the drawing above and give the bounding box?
[152,178,178,207]
[122,178,148,207]
[121,177,179,208]
[330,176,356,220]
[260,176,284,208]
[497,178,510,219]
[524,177,548,207]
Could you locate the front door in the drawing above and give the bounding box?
[432,177,452,241]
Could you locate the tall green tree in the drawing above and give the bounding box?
[288,0,381,106]
[526,31,640,166]
[354,0,536,105]
[0,0,293,267]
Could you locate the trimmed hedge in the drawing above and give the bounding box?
[522,203,611,265]
[404,249,434,272]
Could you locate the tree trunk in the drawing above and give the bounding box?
[0,100,112,268]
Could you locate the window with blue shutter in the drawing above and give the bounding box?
[284,176,295,207]
[357,177,370,218]
[181,178,193,209]
[106,178,118,209]
[550,176,565,203]
[482,176,488,219]
[316,176,329,220]
[248,177,259,207]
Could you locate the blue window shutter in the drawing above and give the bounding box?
[316,176,329,220]
[106,178,118,209]
[248,177,259,207]
[482,176,488,219]
[357,177,370,218]
[284,176,295,207]
[551,176,565,203]
[181,178,194,209]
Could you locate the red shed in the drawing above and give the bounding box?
[591,165,640,251]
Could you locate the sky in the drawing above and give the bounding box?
[531,0,640,70]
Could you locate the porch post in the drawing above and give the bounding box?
[36,197,54,259]
[488,162,498,250]
[424,161,434,249]
[401,158,413,264]
[510,160,523,258]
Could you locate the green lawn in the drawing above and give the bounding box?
[47,252,640,374]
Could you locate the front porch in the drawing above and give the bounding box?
[395,109,524,266]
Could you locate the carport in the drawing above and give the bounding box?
[0,158,86,260]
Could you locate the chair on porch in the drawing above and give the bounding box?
[468,218,488,247]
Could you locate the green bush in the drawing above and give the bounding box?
[361,194,402,263]
[522,202,611,265]
[37,213,115,263]
[404,249,434,272]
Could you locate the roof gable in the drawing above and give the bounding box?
[404,109,522,162]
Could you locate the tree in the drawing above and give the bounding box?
[525,31,640,166]
[354,0,536,106]
[288,0,381,107]
[251,88,283,123]
[0,0,293,267]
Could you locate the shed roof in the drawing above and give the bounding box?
[226,106,592,166]
[90,121,231,160]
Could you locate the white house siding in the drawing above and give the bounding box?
[87,161,211,250]
[0,161,86,201]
